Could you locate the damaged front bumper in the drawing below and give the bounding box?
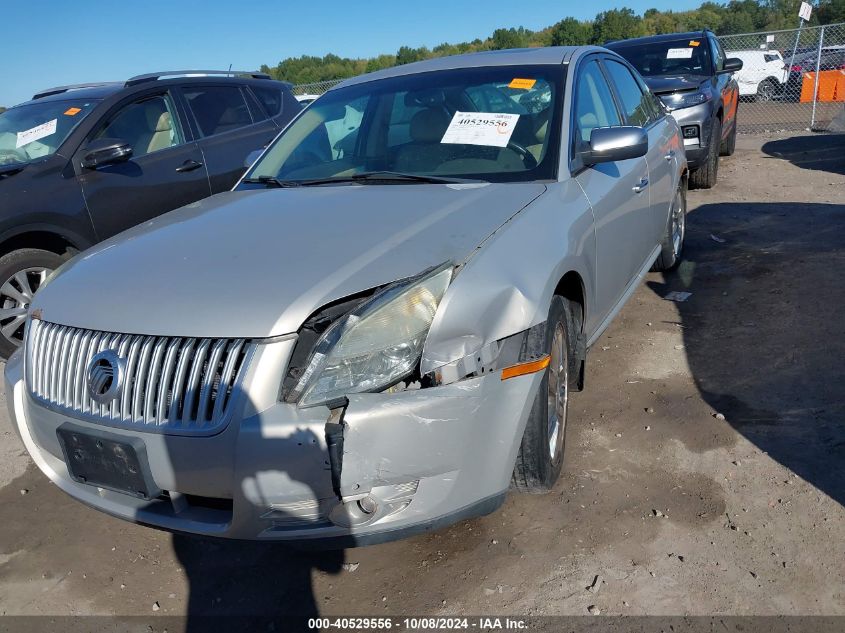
[5,336,543,546]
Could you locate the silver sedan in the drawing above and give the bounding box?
[6,46,687,545]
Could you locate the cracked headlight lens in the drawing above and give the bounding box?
[292,266,452,408]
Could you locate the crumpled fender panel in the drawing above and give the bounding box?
[421,179,596,375]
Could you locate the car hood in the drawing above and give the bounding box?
[643,75,709,95]
[33,183,546,338]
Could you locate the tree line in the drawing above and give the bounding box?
[261,0,845,85]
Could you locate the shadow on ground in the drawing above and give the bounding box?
[761,134,845,175]
[648,200,845,506]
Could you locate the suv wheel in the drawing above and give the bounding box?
[689,119,721,189]
[512,296,580,493]
[755,79,777,102]
[720,119,737,157]
[0,248,65,358]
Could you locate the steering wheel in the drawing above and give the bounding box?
[0,148,28,166]
[507,141,538,169]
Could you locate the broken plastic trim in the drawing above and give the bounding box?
[423,321,548,386]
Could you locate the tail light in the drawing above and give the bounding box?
[790,64,803,72]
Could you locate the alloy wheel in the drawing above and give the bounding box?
[0,267,51,349]
[671,190,686,258]
[547,322,568,460]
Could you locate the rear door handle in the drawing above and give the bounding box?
[176,159,204,173]
[665,150,675,161]
[632,177,649,193]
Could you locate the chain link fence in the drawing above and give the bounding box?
[290,79,344,99]
[291,23,845,133]
[718,22,845,133]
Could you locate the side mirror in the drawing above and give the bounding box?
[244,149,263,169]
[81,138,132,169]
[720,58,744,74]
[581,126,648,165]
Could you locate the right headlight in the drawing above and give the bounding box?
[288,265,453,408]
[660,90,711,111]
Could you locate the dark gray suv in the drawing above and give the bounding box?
[607,30,742,189]
[0,71,300,355]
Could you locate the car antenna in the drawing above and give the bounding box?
[227,63,232,77]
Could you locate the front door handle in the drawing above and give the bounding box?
[632,177,649,193]
[665,150,675,161]
[175,159,204,173]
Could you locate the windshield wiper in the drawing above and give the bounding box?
[241,175,301,188]
[0,163,25,178]
[296,171,485,186]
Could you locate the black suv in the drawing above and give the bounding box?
[0,71,300,355]
[606,30,743,189]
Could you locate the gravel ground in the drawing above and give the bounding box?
[0,133,843,628]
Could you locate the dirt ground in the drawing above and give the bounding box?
[0,133,843,630]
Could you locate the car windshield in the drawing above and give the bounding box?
[612,38,712,77]
[245,65,563,184]
[0,99,98,166]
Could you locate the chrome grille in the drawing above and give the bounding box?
[25,319,252,434]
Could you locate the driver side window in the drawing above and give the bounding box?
[94,93,184,159]
[573,60,622,153]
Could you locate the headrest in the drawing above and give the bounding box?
[409,109,451,143]
[153,111,172,133]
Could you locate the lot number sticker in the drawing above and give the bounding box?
[16,119,57,148]
[440,111,520,147]
[666,48,694,59]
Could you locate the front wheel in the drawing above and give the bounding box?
[652,183,687,272]
[512,296,580,493]
[0,248,65,358]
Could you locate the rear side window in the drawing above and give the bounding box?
[603,60,652,127]
[183,86,253,137]
[252,86,284,117]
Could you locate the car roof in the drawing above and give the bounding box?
[17,74,291,109]
[606,31,710,47]
[335,46,602,89]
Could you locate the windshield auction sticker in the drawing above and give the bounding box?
[508,78,536,90]
[16,119,57,148]
[666,47,694,59]
[440,111,520,147]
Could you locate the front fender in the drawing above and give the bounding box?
[421,180,596,374]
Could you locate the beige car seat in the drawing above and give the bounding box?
[146,109,174,154]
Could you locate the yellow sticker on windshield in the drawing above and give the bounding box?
[689,40,700,46]
[508,78,536,90]
[64,107,82,116]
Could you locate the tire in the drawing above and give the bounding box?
[512,296,580,493]
[720,118,737,157]
[755,79,777,102]
[651,182,687,272]
[689,119,721,190]
[0,248,66,358]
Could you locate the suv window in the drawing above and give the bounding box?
[252,86,284,117]
[94,93,183,158]
[183,86,253,137]
[710,36,726,72]
[603,60,652,127]
[573,60,622,151]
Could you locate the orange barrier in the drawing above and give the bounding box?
[836,71,845,102]
[800,70,845,103]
